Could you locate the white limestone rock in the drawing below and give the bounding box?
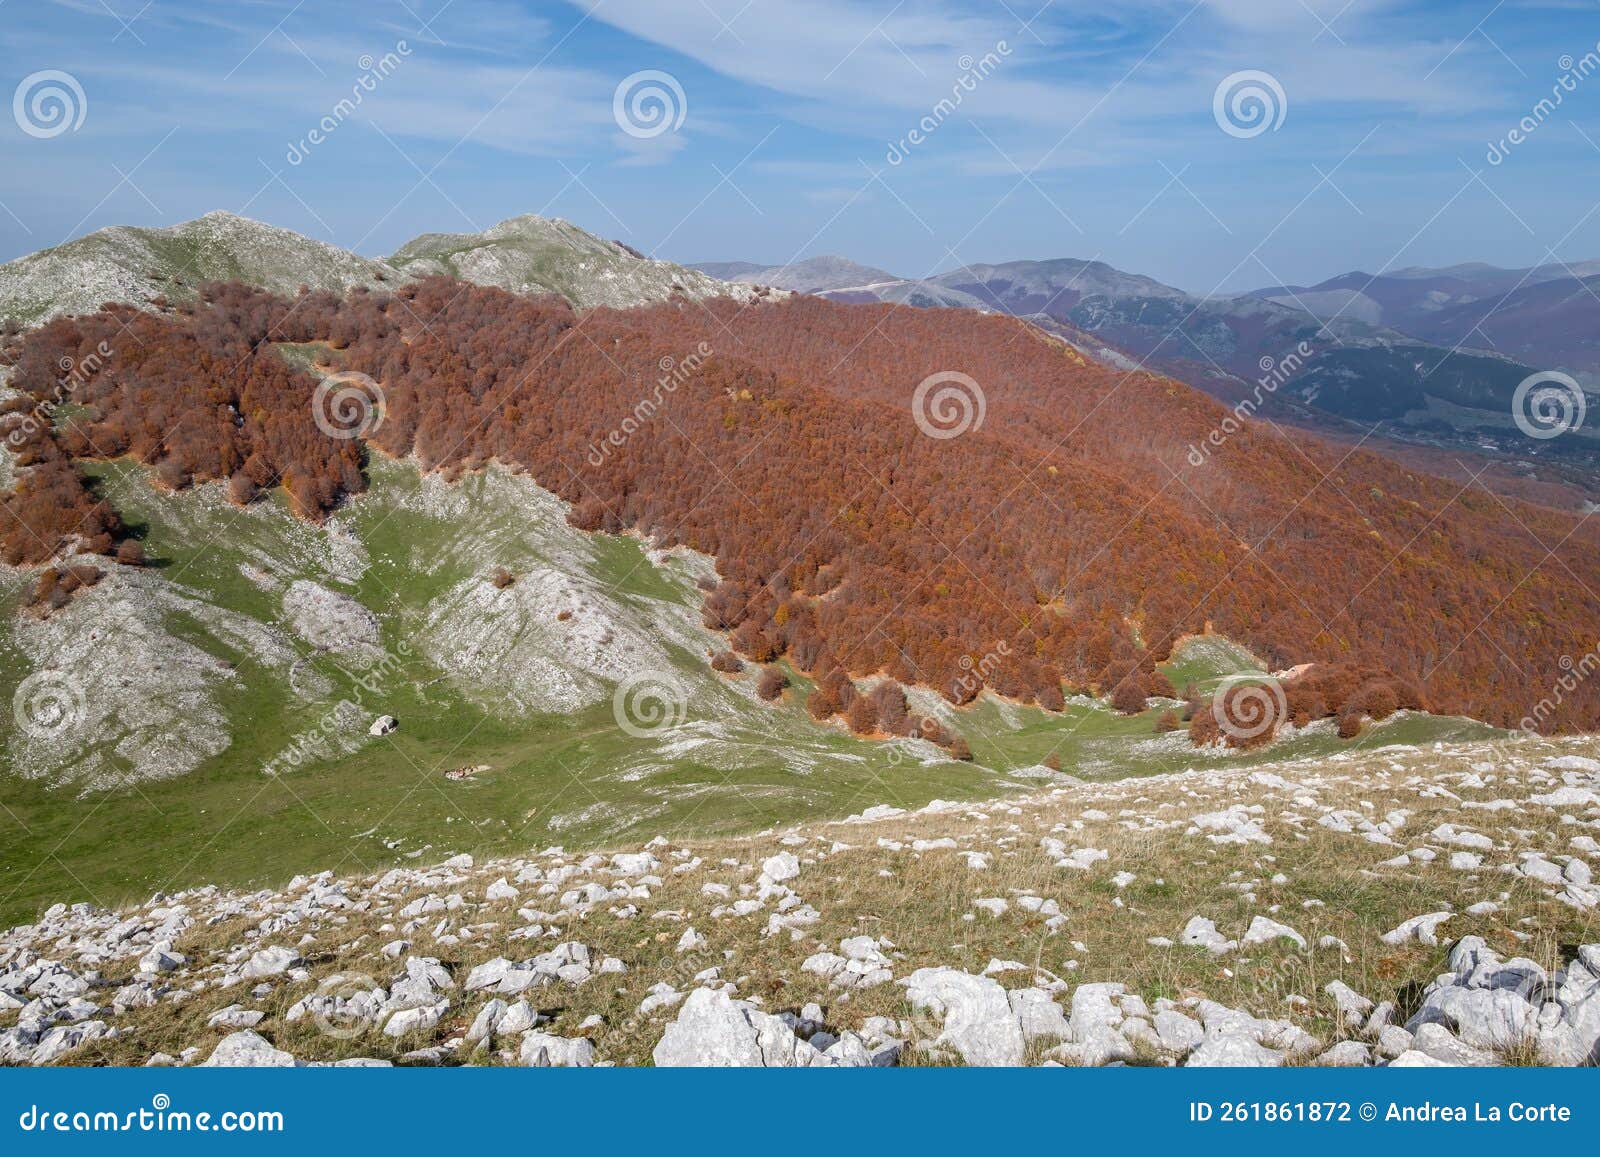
[1324,980,1373,1027]
[1154,1009,1204,1055]
[1180,916,1237,954]
[201,1030,297,1067]
[1242,916,1305,951]
[652,987,840,1067]
[1411,1022,1496,1066]
[760,852,800,884]
[900,968,1025,1066]
[240,945,300,979]
[1186,1033,1283,1067]
[518,1031,595,1067]
[383,1000,448,1038]
[206,1005,265,1030]
[1313,1040,1370,1067]
[1389,1048,1453,1067]
[1008,987,1070,1043]
[1379,911,1452,947]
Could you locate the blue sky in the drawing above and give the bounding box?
[2,0,1599,292]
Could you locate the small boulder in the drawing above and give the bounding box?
[201,1030,296,1068]
[760,852,800,884]
[518,1032,595,1067]
[241,945,300,980]
[1180,916,1237,954]
[900,968,1025,1066]
[652,987,837,1067]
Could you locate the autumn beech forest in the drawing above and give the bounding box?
[4,278,1598,737]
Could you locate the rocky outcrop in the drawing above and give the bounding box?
[1406,937,1599,1064]
[387,214,776,310]
[2,740,1596,1068]
[653,988,838,1067]
[281,580,382,653]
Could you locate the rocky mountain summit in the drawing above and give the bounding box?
[0,212,395,328]
[391,215,777,309]
[3,735,1595,1067]
[0,211,768,330]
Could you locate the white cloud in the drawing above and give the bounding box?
[573,0,1495,144]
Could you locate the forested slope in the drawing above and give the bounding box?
[4,279,1595,734]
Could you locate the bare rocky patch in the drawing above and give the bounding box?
[8,564,298,790]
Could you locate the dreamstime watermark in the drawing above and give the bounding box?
[1511,370,1587,440]
[13,69,86,139]
[612,669,689,737]
[1487,42,1600,165]
[1520,642,1599,734]
[1213,70,1287,139]
[952,640,1011,702]
[5,340,115,449]
[912,370,985,439]
[16,1094,284,1134]
[1211,673,1287,744]
[587,341,712,466]
[12,670,87,740]
[261,639,414,776]
[261,700,366,776]
[885,41,1012,165]
[1187,340,1314,465]
[286,42,412,165]
[312,370,385,440]
[613,70,687,139]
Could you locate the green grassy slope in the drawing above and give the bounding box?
[0,456,1500,928]
[0,457,1008,925]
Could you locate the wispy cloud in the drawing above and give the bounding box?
[2,0,1597,286]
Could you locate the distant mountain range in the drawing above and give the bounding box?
[1,211,1594,495]
[1247,262,1600,390]
[695,254,1600,488]
[1247,259,1600,332]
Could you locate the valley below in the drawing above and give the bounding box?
[0,453,1493,931]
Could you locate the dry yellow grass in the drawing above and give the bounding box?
[11,732,1595,1067]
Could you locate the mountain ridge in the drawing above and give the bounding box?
[705,250,1600,493]
[0,211,774,332]
[387,213,776,309]
[0,211,396,329]
[692,255,988,311]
